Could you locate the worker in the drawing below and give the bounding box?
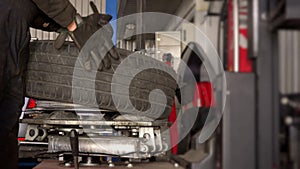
[0,0,118,168]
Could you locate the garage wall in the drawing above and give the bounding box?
[30,0,106,40]
[279,30,300,94]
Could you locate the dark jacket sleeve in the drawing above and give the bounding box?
[31,0,76,27]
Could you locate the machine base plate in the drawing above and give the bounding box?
[33,160,183,169]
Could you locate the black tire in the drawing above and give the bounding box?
[177,107,209,154]
[25,41,177,119]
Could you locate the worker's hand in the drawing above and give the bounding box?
[70,13,113,49]
[73,13,120,71]
[54,7,119,71]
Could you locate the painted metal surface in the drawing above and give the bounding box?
[222,72,256,169]
[279,30,300,94]
[256,0,280,167]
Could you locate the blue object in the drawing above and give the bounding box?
[18,162,38,168]
[106,0,118,45]
[103,157,120,162]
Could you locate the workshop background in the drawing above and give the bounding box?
[18,0,300,169]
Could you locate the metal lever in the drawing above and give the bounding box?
[90,1,99,14]
[70,129,79,169]
[54,29,68,49]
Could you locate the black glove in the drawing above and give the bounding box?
[55,2,119,71]
[70,13,113,49]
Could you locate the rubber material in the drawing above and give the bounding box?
[25,41,177,119]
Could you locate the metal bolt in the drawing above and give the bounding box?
[143,133,151,141]
[261,12,267,20]
[174,163,179,168]
[64,162,71,167]
[29,129,35,137]
[141,145,148,152]
[285,116,293,125]
[127,163,133,168]
[281,97,289,105]
[108,160,114,168]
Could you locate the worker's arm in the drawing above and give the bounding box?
[31,0,76,28]
[31,0,119,70]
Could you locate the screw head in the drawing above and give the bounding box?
[261,12,267,20]
[285,116,293,125]
[281,97,289,105]
[174,163,179,168]
[64,162,71,167]
[29,129,35,137]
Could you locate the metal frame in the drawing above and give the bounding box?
[21,117,168,127]
[233,0,239,72]
[135,0,146,50]
[33,160,184,169]
[269,0,300,30]
[255,0,281,168]
[222,73,256,169]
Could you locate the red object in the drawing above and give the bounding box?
[165,61,172,67]
[194,82,216,108]
[182,82,216,111]
[239,28,252,72]
[238,2,253,72]
[227,0,253,72]
[168,102,178,154]
[18,137,25,141]
[26,98,37,109]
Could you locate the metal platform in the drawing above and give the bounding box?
[21,118,168,127]
[33,160,183,169]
